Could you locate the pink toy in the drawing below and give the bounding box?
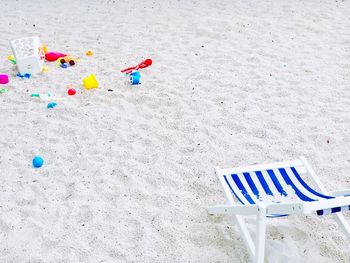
[0,74,9,84]
[45,52,66,62]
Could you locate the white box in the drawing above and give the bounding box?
[10,36,45,74]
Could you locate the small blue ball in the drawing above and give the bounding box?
[32,156,44,168]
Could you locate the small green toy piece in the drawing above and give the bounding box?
[7,55,16,65]
[31,93,52,98]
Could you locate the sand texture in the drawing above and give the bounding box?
[0,0,349,262]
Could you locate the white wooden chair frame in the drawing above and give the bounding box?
[208,156,350,263]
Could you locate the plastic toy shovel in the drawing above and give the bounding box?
[121,58,152,74]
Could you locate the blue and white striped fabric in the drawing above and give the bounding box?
[223,166,350,216]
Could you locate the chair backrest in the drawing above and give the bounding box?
[217,159,333,206]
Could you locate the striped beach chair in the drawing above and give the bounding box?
[208,156,350,263]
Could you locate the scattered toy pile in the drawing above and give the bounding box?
[3,35,153,168]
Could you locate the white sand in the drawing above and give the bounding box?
[0,0,349,262]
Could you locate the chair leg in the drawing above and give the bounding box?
[333,213,350,241]
[234,215,255,259]
[255,205,267,263]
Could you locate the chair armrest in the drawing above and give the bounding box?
[266,202,304,215]
[329,189,350,197]
[207,204,258,215]
[303,196,350,214]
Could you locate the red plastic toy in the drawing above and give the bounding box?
[45,52,67,62]
[68,88,76,96]
[121,58,152,74]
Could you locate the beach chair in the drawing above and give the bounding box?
[208,156,350,263]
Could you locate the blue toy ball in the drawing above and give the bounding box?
[32,156,44,168]
[129,71,141,85]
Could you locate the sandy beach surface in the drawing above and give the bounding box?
[0,0,349,262]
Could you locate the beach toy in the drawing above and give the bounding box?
[83,74,98,89]
[0,89,8,94]
[10,36,45,74]
[60,56,76,64]
[0,74,9,84]
[129,71,141,85]
[47,102,57,109]
[41,45,48,54]
[16,73,31,79]
[121,58,152,74]
[86,50,93,56]
[32,156,44,168]
[68,88,76,95]
[31,93,51,98]
[7,55,16,64]
[45,52,66,62]
[57,56,76,68]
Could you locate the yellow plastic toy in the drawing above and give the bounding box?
[7,55,16,64]
[54,55,81,68]
[40,45,48,54]
[86,50,93,56]
[83,74,98,89]
[59,55,76,65]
